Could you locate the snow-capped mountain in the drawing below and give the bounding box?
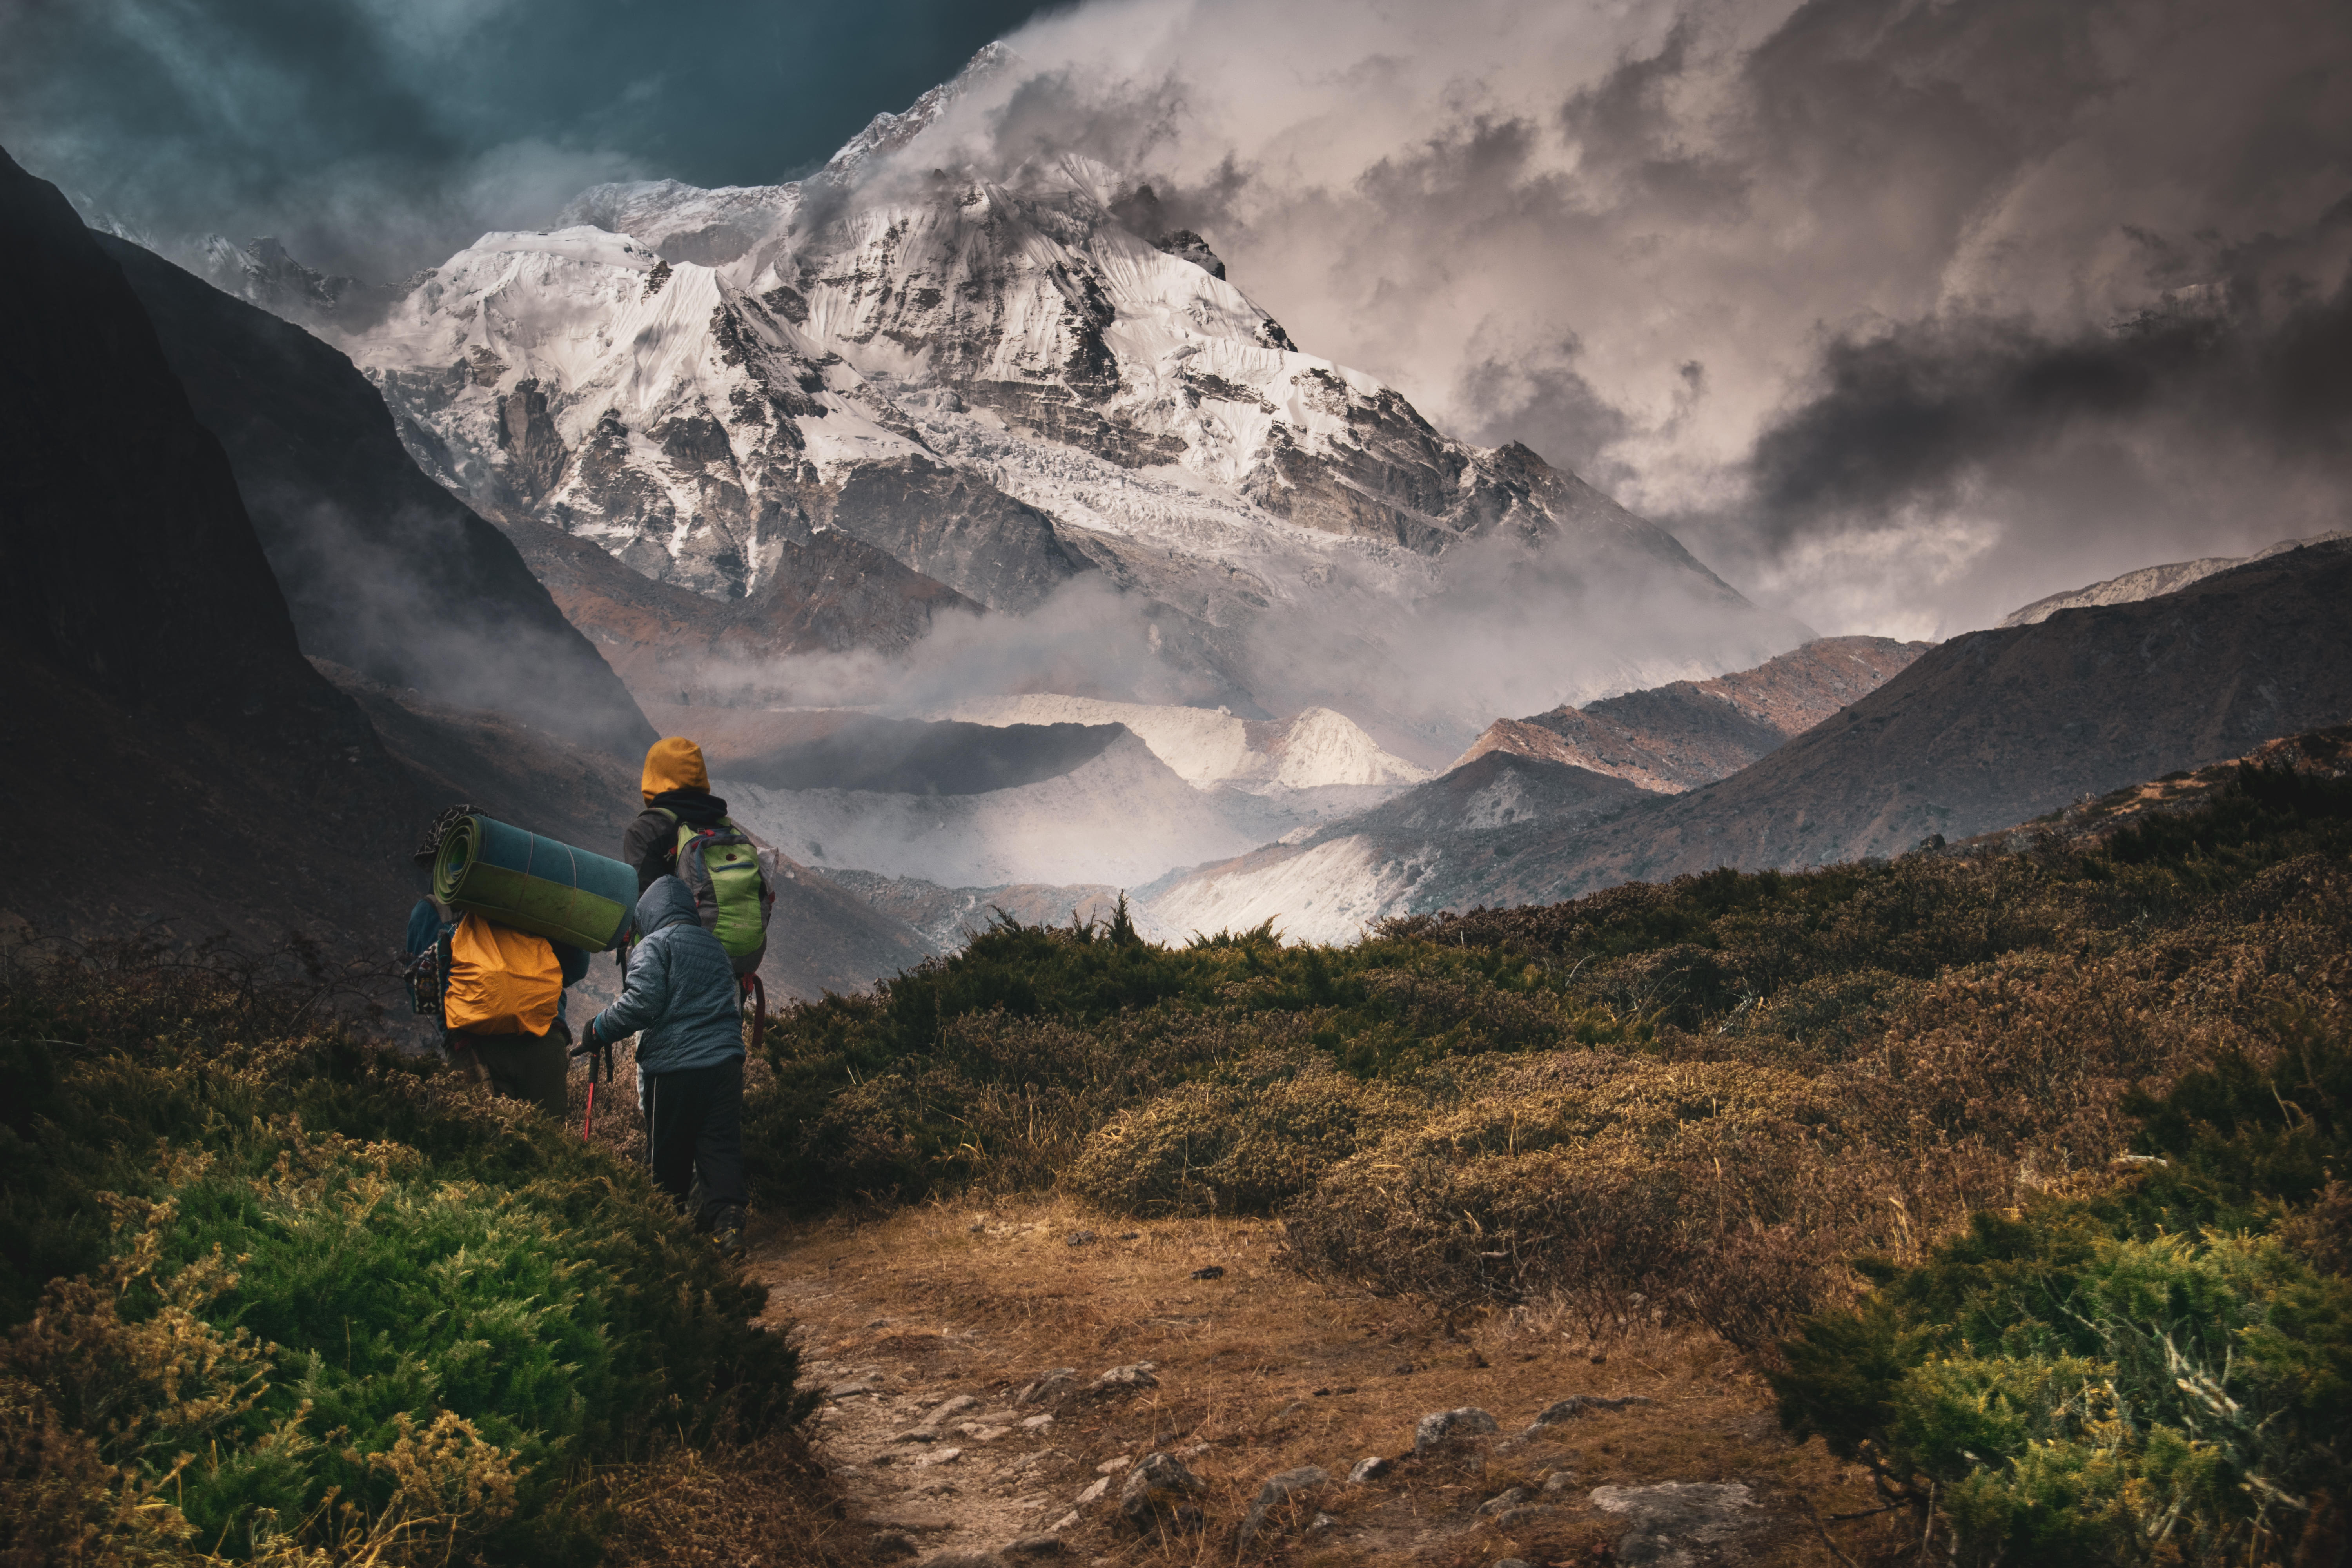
[331,45,1809,757]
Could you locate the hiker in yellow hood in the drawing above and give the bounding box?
[624,737,731,893]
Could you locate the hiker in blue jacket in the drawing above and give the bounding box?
[577,875,748,1255]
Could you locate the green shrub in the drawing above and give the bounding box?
[0,945,811,1565]
[1773,1011,2352,1567]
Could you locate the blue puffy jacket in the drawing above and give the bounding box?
[588,877,744,1074]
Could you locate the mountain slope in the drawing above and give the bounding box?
[0,145,425,952]
[931,694,1430,790]
[1146,543,2352,937]
[99,233,655,755]
[1142,751,1649,943]
[1997,531,2347,626]
[1453,636,1929,791]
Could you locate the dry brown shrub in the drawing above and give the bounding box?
[1064,1049,1413,1216]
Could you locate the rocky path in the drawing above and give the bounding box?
[746,1197,1893,1568]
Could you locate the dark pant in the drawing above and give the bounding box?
[644,1056,746,1227]
[454,1027,570,1120]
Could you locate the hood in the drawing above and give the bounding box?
[635,875,700,936]
[642,737,710,804]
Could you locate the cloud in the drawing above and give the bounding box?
[0,0,1062,278]
[13,0,2348,639]
[874,0,2352,635]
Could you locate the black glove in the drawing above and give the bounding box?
[568,1020,601,1059]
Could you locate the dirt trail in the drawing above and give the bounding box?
[747,1196,1896,1568]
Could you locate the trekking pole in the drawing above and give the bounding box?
[748,974,766,1054]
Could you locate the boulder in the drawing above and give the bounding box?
[1237,1465,1330,1547]
[1119,1451,1208,1533]
[1590,1482,1757,1568]
[1413,1407,1501,1453]
[1086,1363,1160,1399]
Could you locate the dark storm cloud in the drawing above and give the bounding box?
[0,0,1062,279]
[1746,261,2352,551]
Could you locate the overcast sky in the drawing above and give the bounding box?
[7,0,2348,638]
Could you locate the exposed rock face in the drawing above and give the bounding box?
[328,47,1806,735]
[1454,636,1930,792]
[505,518,977,702]
[102,234,656,756]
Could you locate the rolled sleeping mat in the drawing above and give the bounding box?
[430,813,638,952]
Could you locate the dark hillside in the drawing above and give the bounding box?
[1388,539,2352,912]
[0,147,425,953]
[100,232,656,757]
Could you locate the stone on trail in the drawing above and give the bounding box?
[916,1553,1004,1568]
[1493,1559,1532,1568]
[1237,1465,1331,1548]
[909,1394,978,1436]
[1524,1394,1653,1434]
[1590,1482,1757,1567]
[1017,1369,1077,1407]
[1190,1264,1225,1279]
[1348,1456,1393,1483]
[1119,1451,1208,1533]
[1413,1407,1501,1453]
[1074,1476,1112,1506]
[869,1532,920,1562]
[1492,1505,1567,1531]
[1096,1455,1132,1474]
[1476,1486,1531,1516]
[1085,1362,1159,1399]
[1004,1534,1067,1557]
[869,1505,956,1533]
[912,1447,963,1468]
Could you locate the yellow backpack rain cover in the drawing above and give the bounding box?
[443,914,563,1037]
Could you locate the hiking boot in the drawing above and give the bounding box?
[711,1205,747,1261]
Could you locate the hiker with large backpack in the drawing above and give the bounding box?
[404,810,588,1119]
[575,876,751,1254]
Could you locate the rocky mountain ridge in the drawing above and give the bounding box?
[1452,635,1928,792]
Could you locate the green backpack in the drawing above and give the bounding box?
[655,809,774,976]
